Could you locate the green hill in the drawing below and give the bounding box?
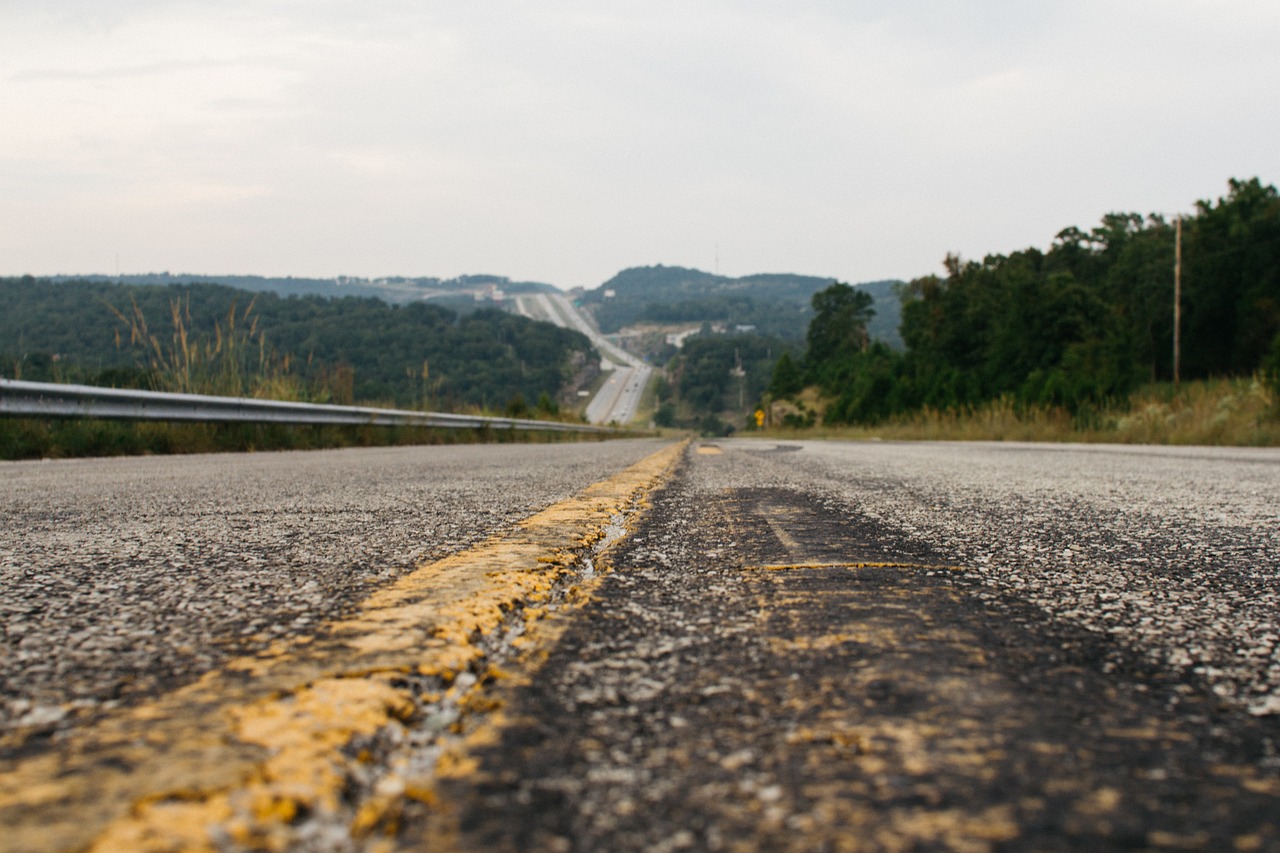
[579,265,903,347]
[1,277,589,410]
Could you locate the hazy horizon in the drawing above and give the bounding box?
[10,264,887,294]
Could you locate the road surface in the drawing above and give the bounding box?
[442,439,1280,850]
[0,441,667,738]
[3,438,1280,851]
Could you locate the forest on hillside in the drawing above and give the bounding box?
[777,178,1280,425]
[1,279,591,411]
[654,333,797,433]
[579,266,902,343]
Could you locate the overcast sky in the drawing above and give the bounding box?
[2,1,1277,290]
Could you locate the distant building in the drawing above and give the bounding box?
[665,328,701,349]
[472,285,506,302]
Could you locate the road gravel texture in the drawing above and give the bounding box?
[789,440,1280,716]
[0,440,666,746]
[6,437,1280,851]
[438,439,1280,851]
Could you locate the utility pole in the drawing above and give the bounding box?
[731,347,746,410]
[1173,215,1182,385]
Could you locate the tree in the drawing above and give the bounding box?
[1183,178,1280,377]
[805,282,874,383]
[768,350,803,397]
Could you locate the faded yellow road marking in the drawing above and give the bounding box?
[761,513,804,554]
[0,440,685,853]
[748,561,964,572]
[695,444,722,455]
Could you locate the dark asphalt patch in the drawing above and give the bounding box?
[711,486,949,568]
[426,467,1280,851]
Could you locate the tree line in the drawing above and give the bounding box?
[1,278,591,412]
[774,178,1280,424]
[656,332,795,433]
[580,266,857,339]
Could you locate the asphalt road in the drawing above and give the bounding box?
[4,437,1280,851]
[437,439,1280,851]
[0,440,666,742]
[586,365,653,426]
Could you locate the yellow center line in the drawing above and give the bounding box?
[760,514,804,555]
[747,562,966,572]
[0,440,686,853]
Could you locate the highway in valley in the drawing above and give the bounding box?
[513,292,652,426]
[3,438,1280,851]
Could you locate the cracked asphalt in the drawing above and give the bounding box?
[433,439,1280,852]
[0,440,666,747]
[5,437,1280,851]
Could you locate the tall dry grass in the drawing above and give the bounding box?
[1098,376,1280,445]
[763,376,1280,446]
[108,294,306,400]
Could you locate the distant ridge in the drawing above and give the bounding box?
[579,265,903,347]
[1,276,588,409]
[35,266,906,346]
[40,273,558,305]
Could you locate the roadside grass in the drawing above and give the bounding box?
[0,418,613,461]
[107,292,308,401]
[757,376,1280,446]
[631,370,661,427]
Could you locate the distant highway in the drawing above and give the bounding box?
[584,362,650,425]
[514,292,652,425]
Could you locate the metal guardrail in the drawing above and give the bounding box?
[0,378,609,433]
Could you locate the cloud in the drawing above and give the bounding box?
[11,58,243,83]
[132,181,274,207]
[1,1,1278,285]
